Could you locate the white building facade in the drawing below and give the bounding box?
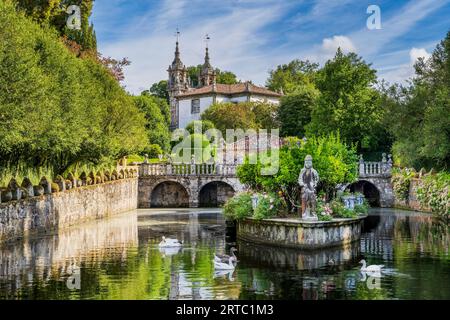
[167,42,282,130]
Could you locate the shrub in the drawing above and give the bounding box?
[416,172,450,219]
[223,192,253,220]
[253,192,286,220]
[237,133,358,204]
[392,168,416,201]
[142,144,163,159]
[354,203,369,214]
[330,200,357,218]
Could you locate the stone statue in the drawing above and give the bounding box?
[298,155,319,220]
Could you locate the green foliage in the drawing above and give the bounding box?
[14,0,97,52]
[316,199,333,221]
[170,132,216,163]
[354,202,369,215]
[145,80,169,102]
[392,167,416,201]
[187,65,238,87]
[223,192,253,220]
[201,101,278,134]
[0,2,147,175]
[134,95,170,151]
[266,59,318,94]
[306,49,390,152]
[416,172,450,219]
[142,144,163,159]
[185,120,216,135]
[237,134,358,197]
[223,192,286,221]
[383,32,450,170]
[330,200,358,218]
[278,84,319,137]
[253,192,286,220]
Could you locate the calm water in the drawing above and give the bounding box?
[0,208,448,300]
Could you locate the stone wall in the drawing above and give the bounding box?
[394,178,431,212]
[0,178,138,243]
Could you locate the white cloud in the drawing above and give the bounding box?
[99,2,291,94]
[322,35,356,55]
[378,47,431,84]
[409,47,431,64]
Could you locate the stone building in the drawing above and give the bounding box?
[168,41,282,130]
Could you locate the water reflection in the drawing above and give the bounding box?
[0,208,448,300]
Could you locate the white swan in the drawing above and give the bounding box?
[159,236,182,248]
[159,246,181,257]
[213,256,236,270]
[359,259,384,273]
[214,247,238,264]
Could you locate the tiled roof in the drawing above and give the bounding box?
[176,82,282,98]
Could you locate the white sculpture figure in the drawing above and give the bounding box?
[298,155,319,220]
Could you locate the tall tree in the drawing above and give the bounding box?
[266,59,318,94]
[14,0,97,52]
[384,32,450,170]
[134,95,170,151]
[306,49,388,152]
[144,80,169,102]
[187,65,239,87]
[277,83,319,137]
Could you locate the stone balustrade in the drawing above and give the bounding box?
[0,167,138,205]
[358,153,392,178]
[139,163,237,177]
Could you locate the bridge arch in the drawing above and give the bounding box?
[346,180,381,207]
[150,181,189,208]
[198,181,235,207]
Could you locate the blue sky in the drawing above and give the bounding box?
[90,0,450,94]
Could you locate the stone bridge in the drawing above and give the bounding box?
[138,163,244,208]
[138,154,394,208]
[341,154,394,207]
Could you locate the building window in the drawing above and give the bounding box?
[191,99,200,114]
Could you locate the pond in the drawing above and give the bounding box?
[0,208,448,300]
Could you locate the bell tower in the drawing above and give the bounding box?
[168,30,189,130]
[198,34,216,88]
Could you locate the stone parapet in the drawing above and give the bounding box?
[237,216,366,249]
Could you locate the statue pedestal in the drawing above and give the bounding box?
[237,216,367,249]
[301,215,318,221]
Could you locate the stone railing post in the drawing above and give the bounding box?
[359,154,365,176]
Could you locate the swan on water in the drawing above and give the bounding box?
[159,236,182,248]
[213,256,236,270]
[359,259,384,273]
[214,247,238,264]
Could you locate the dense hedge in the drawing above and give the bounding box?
[0,1,147,175]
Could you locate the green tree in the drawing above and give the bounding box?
[185,120,216,134]
[306,49,388,152]
[187,65,239,87]
[384,31,450,170]
[145,80,169,102]
[266,59,318,94]
[216,70,238,84]
[201,102,257,134]
[0,1,147,174]
[134,95,170,151]
[237,134,358,199]
[14,0,97,52]
[277,84,319,137]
